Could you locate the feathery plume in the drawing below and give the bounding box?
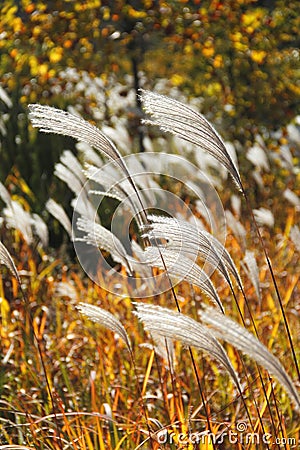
[0,241,21,283]
[31,213,49,247]
[84,163,133,203]
[130,240,153,278]
[4,201,33,245]
[140,90,242,190]
[76,216,132,274]
[290,225,300,252]
[231,194,241,217]
[143,215,242,289]
[246,145,269,171]
[143,246,224,312]
[141,333,175,371]
[60,150,86,184]
[225,210,246,247]
[54,281,78,302]
[0,181,12,207]
[77,302,131,351]
[28,104,134,188]
[46,199,72,237]
[200,306,300,410]
[0,85,13,108]
[29,106,146,228]
[0,182,47,246]
[134,303,240,389]
[253,208,274,228]
[77,141,104,167]
[71,192,96,221]
[102,122,131,155]
[54,163,83,196]
[85,162,150,221]
[243,251,261,303]
[283,189,300,208]
[151,333,175,371]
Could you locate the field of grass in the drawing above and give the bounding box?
[0,91,299,449]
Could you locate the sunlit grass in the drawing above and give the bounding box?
[1,94,299,449]
[0,196,299,449]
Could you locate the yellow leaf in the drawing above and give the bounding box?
[171,74,184,86]
[32,25,42,37]
[49,47,63,63]
[233,40,248,51]
[227,345,239,372]
[102,6,110,20]
[38,63,48,76]
[230,31,248,51]
[13,17,23,33]
[127,6,147,19]
[63,39,73,49]
[0,296,10,328]
[48,68,56,77]
[29,55,39,75]
[213,54,223,68]
[10,48,18,58]
[250,50,267,64]
[242,8,264,28]
[202,46,215,57]
[3,5,17,20]
[25,3,35,14]
[16,177,34,198]
[206,82,222,95]
[202,40,215,58]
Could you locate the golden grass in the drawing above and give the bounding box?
[0,196,299,449]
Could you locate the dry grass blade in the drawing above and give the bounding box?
[77,302,131,351]
[141,332,175,372]
[46,198,72,237]
[140,90,242,190]
[0,241,21,283]
[151,332,175,371]
[134,303,240,390]
[0,446,35,449]
[144,246,224,313]
[200,306,300,410]
[76,216,132,274]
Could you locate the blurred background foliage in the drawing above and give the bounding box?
[0,0,299,214]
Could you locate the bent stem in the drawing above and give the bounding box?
[242,187,300,383]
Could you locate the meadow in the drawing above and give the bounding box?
[0,80,299,450]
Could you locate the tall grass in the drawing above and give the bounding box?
[0,91,299,449]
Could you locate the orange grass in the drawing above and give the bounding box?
[0,175,299,449]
